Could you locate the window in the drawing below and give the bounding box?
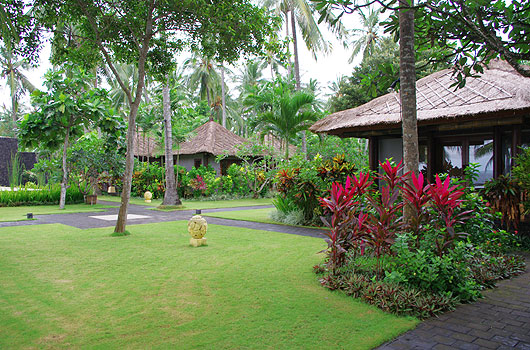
[194,159,202,168]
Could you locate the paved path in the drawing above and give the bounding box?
[0,201,325,238]
[377,255,530,350]
[1,201,529,349]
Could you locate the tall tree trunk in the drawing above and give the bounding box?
[399,0,419,219]
[220,63,227,128]
[162,75,181,206]
[60,126,70,210]
[290,11,307,159]
[114,101,140,233]
[9,71,17,123]
[284,10,292,77]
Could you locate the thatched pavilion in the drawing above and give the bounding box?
[177,120,248,175]
[310,60,530,184]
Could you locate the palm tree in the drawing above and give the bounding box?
[183,55,221,108]
[264,0,345,156]
[0,45,35,122]
[246,78,318,158]
[347,5,382,63]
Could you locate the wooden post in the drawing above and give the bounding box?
[494,127,502,177]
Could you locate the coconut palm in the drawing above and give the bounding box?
[347,5,382,63]
[263,0,343,157]
[0,45,35,122]
[183,55,221,107]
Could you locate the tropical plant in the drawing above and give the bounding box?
[347,4,382,63]
[245,77,318,158]
[0,44,35,122]
[19,67,118,209]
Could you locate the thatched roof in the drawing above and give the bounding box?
[134,132,159,158]
[310,60,530,137]
[177,120,247,156]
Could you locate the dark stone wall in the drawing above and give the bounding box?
[0,137,18,187]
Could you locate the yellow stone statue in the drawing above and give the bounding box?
[188,215,208,247]
[144,191,153,203]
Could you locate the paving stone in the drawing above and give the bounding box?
[491,335,519,347]
[472,338,502,349]
[451,341,482,350]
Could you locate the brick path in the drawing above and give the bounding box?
[377,256,530,350]
[1,200,528,349]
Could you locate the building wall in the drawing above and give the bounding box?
[0,137,19,186]
[378,137,403,165]
[176,154,221,175]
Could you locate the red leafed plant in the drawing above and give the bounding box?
[400,172,431,246]
[428,175,472,255]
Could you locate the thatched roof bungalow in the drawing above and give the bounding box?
[310,60,530,184]
[177,120,248,175]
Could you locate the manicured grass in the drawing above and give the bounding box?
[0,203,116,222]
[0,222,417,349]
[204,207,277,224]
[204,208,328,230]
[99,195,273,210]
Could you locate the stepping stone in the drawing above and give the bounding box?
[89,214,151,221]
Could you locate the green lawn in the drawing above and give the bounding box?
[0,203,116,222]
[204,207,278,224]
[0,222,416,349]
[99,195,273,210]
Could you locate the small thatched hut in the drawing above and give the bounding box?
[310,60,530,184]
[176,120,248,175]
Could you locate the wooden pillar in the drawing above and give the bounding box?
[512,126,522,169]
[494,127,502,177]
[368,136,379,173]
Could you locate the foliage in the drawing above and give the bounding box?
[0,183,84,207]
[318,270,459,319]
[67,133,125,196]
[306,133,368,166]
[7,153,22,188]
[244,77,319,158]
[274,154,359,225]
[481,175,523,231]
[512,146,530,215]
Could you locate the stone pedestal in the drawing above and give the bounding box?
[190,237,207,247]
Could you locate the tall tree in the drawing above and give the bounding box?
[0,45,35,122]
[399,0,419,194]
[265,0,344,156]
[347,4,381,63]
[31,0,273,233]
[19,68,116,209]
[161,74,180,205]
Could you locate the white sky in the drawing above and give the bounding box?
[0,12,366,110]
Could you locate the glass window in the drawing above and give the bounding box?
[502,131,512,175]
[442,144,463,178]
[419,143,428,175]
[469,139,493,185]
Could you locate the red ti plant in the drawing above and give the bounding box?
[319,174,370,272]
[428,174,471,255]
[400,172,431,246]
[379,159,406,190]
[365,185,404,277]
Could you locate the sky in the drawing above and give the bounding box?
[0,11,367,111]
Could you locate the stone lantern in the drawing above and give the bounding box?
[188,210,208,247]
[144,191,153,203]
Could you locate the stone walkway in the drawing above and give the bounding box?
[1,200,529,349]
[377,255,530,350]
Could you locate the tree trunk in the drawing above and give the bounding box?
[220,63,227,128]
[10,71,17,123]
[284,10,292,77]
[399,0,419,220]
[60,126,70,210]
[114,102,140,233]
[162,75,181,206]
[290,11,307,159]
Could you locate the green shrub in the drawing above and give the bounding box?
[318,272,458,319]
[0,183,84,206]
